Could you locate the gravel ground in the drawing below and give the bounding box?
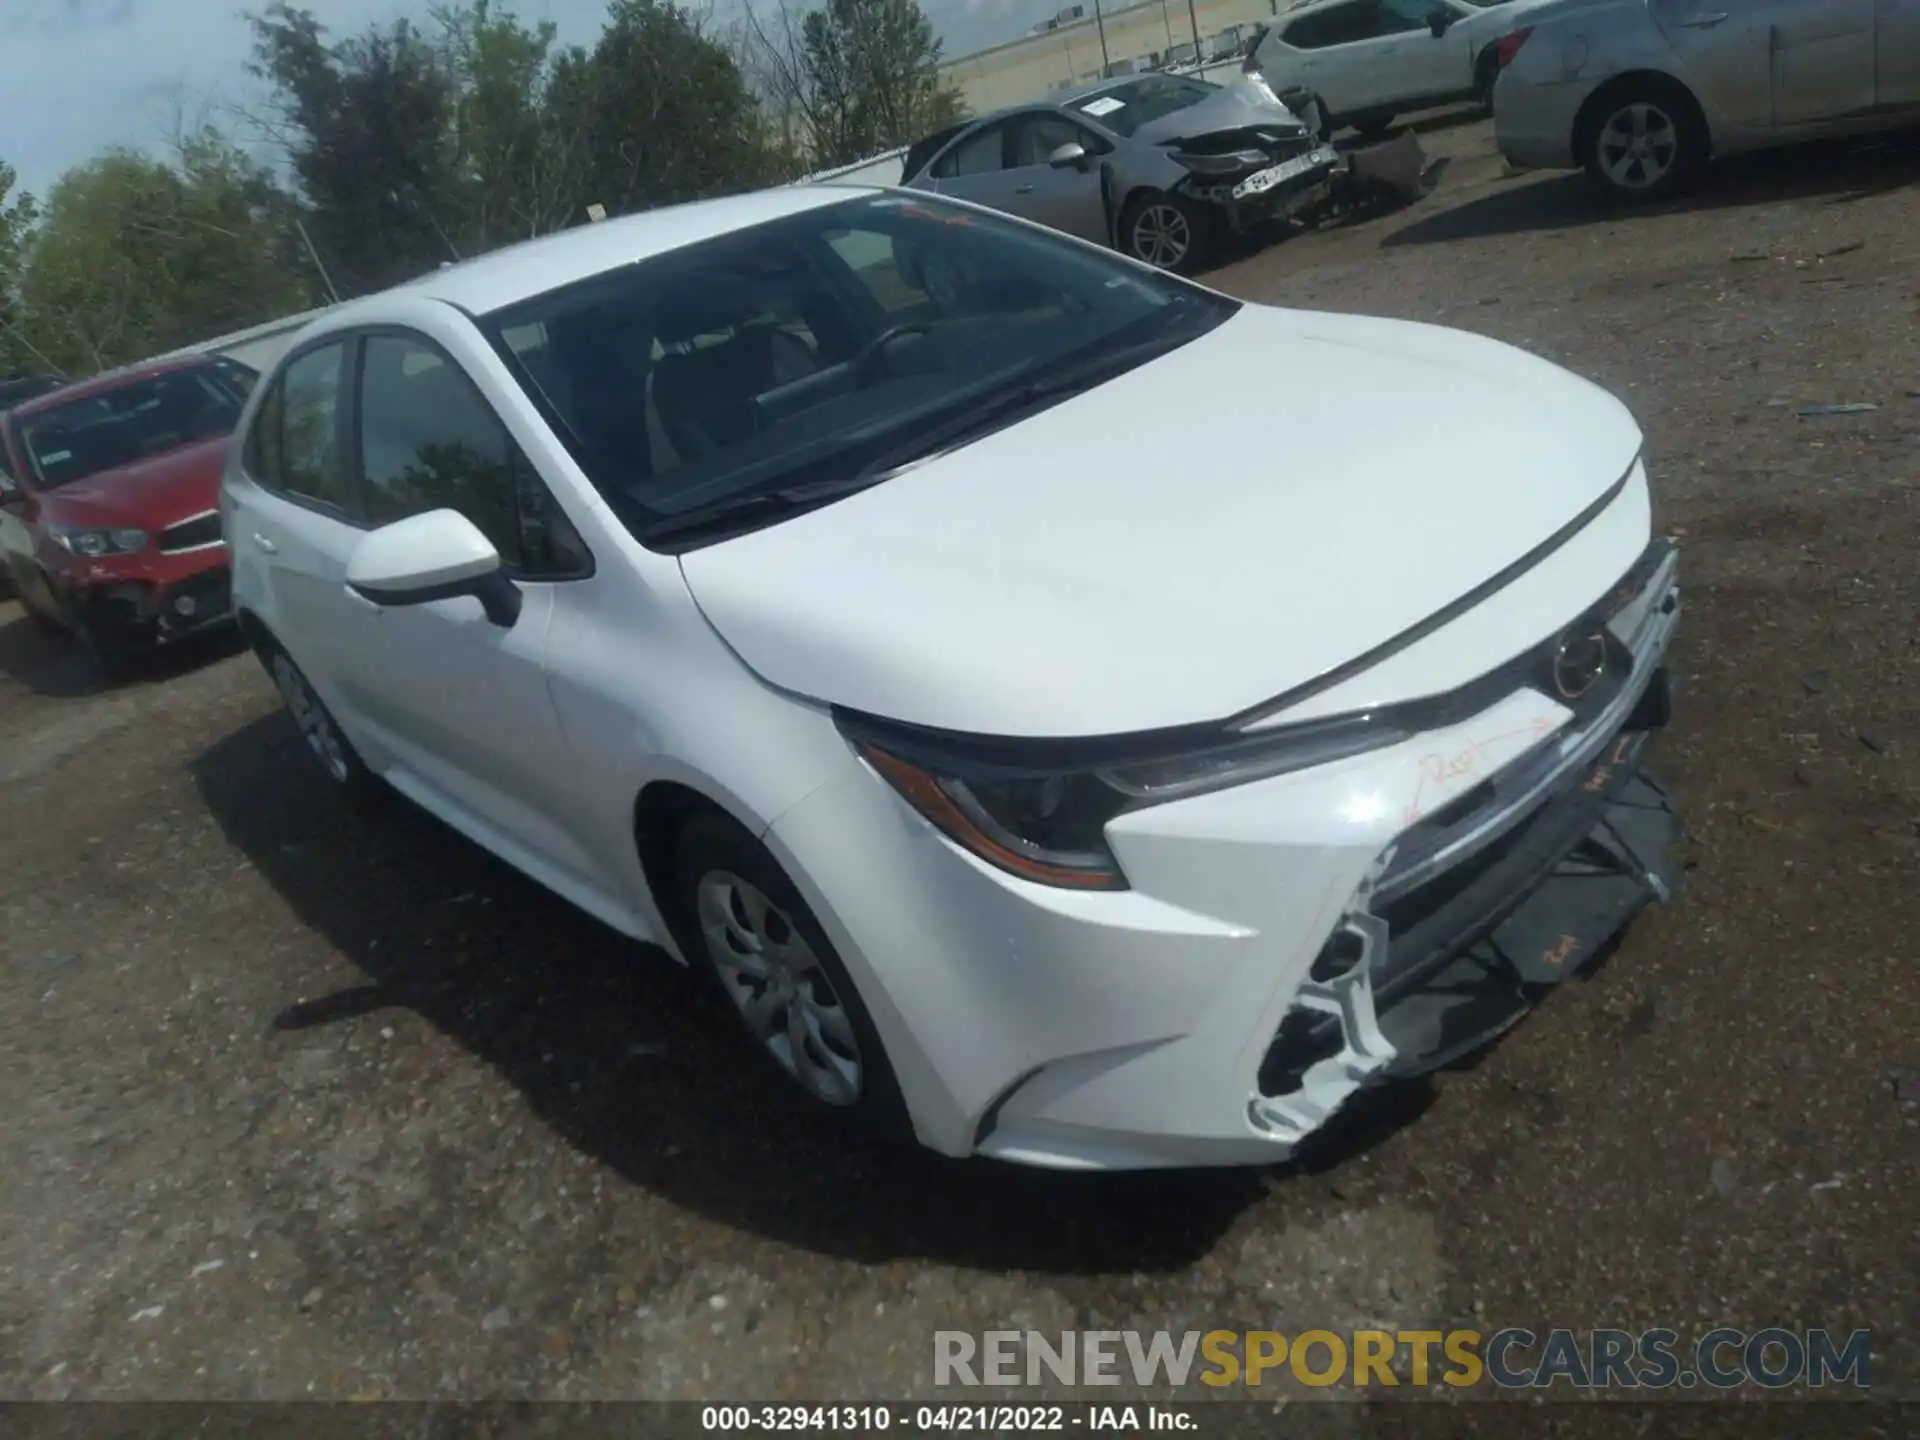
[2,113,1918,1413]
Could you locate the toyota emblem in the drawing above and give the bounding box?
[1551,629,1610,701]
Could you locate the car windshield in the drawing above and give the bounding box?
[480,192,1236,549]
[18,366,247,490]
[1075,76,1218,136]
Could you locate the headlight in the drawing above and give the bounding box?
[50,526,148,557]
[1172,148,1273,175]
[839,709,1410,891]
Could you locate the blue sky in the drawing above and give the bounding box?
[1,0,1035,202]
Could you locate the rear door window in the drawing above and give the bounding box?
[277,344,352,511]
[1285,1,1376,47]
[932,123,1010,177]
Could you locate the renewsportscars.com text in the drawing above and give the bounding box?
[934,1327,1872,1391]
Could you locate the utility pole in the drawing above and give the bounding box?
[294,217,341,306]
[1186,0,1203,58]
[1093,0,1110,72]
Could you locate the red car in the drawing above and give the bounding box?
[0,356,256,674]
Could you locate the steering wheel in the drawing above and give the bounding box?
[852,322,932,380]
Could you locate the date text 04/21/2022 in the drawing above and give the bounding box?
[699,1406,1189,1432]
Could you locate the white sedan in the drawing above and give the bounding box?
[223,185,1682,1170]
[1246,0,1542,135]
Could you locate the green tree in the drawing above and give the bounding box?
[11,144,310,376]
[433,0,592,246]
[0,162,50,376]
[560,0,782,217]
[745,0,964,169]
[248,2,467,295]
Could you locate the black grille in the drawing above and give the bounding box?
[158,512,223,553]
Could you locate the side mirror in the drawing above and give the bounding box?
[1048,141,1090,170]
[0,485,24,511]
[1427,10,1454,35]
[345,509,522,628]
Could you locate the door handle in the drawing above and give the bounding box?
[1014,183,1035,194]
[1678,11,1728,26]
[250,532,278,554]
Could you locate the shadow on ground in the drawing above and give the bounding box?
[1380,126,1920,248]
[0,609,244,699]
[192,711,1438,1273]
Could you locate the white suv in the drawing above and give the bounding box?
[224,186,1681,1170]
[1248,0,1541,135]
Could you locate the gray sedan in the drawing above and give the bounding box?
[900,75,1340,272]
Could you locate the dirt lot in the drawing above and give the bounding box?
[3,112,1919,1413]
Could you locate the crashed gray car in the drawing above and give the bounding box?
[899,74,1340,272]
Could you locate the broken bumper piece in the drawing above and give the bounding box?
[1251,716,1681,1149]
[1184,145,1342,232]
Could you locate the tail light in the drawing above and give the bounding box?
[1495,27,1533,70]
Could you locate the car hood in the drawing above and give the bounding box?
[1128,87,1308,145]
[35,436,229,528]
[679,304,1644,737]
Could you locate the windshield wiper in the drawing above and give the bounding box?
[645,475,885,546]
[849,315,1203,483]
[646,305,1208,548]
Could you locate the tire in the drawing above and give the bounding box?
[12,565,65,635]
[263,643,380,802]
[1118,191,1208,274]
[1579,78,1706,202]
[671,810,909,1136]
[73,613,135,682]
[1473,50,1500,110]
[1305,93,1334,144]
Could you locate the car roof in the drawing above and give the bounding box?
[383,185,873,316]
[7,355,216,421]
[1051,73,1213,105]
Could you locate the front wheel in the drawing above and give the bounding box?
[1581,82,1705,201]
[267,647,378,801]
[672,811,908,1135]
[1118,191,1208,274]
[73,613,135,682]
[11,563,66,635]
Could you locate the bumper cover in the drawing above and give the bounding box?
[59,549,234,647]
[1184,146,1342,231]
[769,535,1681,1170]
[1259,707,1678,1110]
[1251,544,1683,1150]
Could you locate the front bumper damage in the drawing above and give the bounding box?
[1251,546,1683,1150]
[1179,143,1343,232]
[1180,130,1437,235]
[53,545,234,651]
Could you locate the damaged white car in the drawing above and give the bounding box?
[226,186,1680,1171]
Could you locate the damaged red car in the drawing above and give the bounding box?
[0,356,256,674]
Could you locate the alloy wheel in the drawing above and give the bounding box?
[1129,202,1192,270]
[696,869,863,1106]
[272,653,351,785]
[1596,103,1678,193]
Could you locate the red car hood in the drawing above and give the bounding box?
[36,436,228,529]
